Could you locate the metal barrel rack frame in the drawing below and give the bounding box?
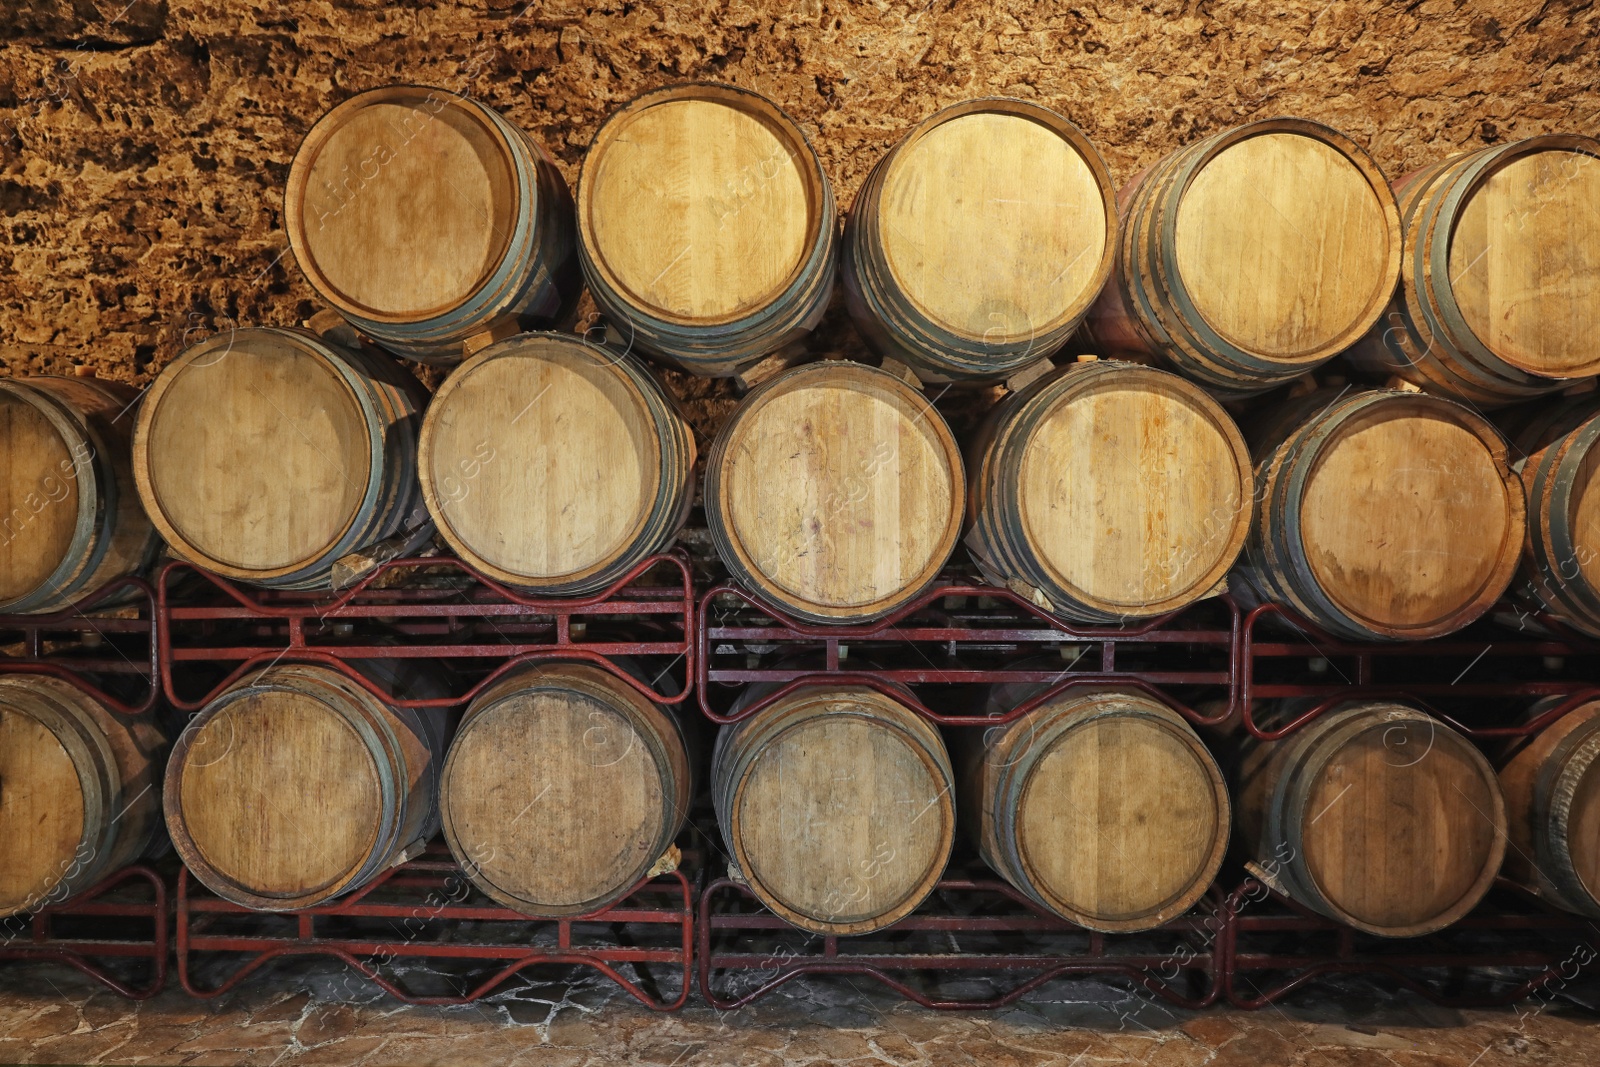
[697,578,1240,726]
[0,866,169,1001]
[157,551,696,712]
[177,846,695,1009]
[0,577,167,997]
[1238,599,1600,741]
[698,870,1224,1011]
[1222,876,1600,1010]
[695,577,1237,1008]
[1226,598,1600,1008]
[0,573,159,716]
[158,552,698,1005]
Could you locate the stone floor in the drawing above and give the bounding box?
[1,957,1597,1067]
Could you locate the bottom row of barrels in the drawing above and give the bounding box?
[2,669,1596,941]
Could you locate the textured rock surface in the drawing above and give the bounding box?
[2,0,1598,412]
[1,957,1599,1067]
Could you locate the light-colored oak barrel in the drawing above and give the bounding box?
[1499,698,1600,918]
[133,327,430,591]
[418,332,694,594]
[1348,135,1600,407]
[968,359,1251,623]
[0,677,166,918]
[1236,701,1506,937]
[961,684,1229,931]
[843,99,1117,382]
[704,360,964,624]
[1514,407,1600,638]
[1085,118,1402,397]
[164,662,451,911]
[439,663,691,918]
[1234,388,1524,641]
[285,85,579,365]
[0,377,160,614]
[712,683,956,935]
[576,83,838,377]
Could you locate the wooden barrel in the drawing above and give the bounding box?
[133,327,430,591]
[0,376,161,614]
[164,663,451,911]
[1236,701,1506,937]
[285,85,579,365]
[418,332,694,594]
[439,663,691,918]
[712,683,955,935]
[576,83,838,376]
[705,361,964,624]
[1348,135,1600,407]
[0,677,166,918]
[1085,118,1402,397]
[961,685,1229,931]
[1514,407,1600,638]
[968,359,1251,622]
[843,99,1117,382]
[1498,698,1600,918]
[1235,388,1524,641]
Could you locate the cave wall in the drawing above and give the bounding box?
[2,0,1596,412]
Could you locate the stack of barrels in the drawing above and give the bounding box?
[3,80,1599,954]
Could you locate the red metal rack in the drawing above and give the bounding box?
[694,578,1235,1009]
[0,574,159,715]
[697,580,1239,727]
[157,552,695,711]
[1239,600,1600,741]
[698,869,1223,1011]
[0,865,169,1000]
[177,848,694,1009]
[1222,877,1600,1009]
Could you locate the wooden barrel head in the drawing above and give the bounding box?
[1296,398,1520,633]
[177,689,383,902]
[0,391,81,603]
[730,706,953,932]
[580,86,822,325]
[1299,714,1503,933]
[1014,368,1249,613]
[1014,710,1227,927]
[288,87,519,322]
[422,337,660,585]
[1174,131,1394,360]
[137,331,374,577]
[0,705,87,914]
[441,678,671,914]
[1448,146,1600,378]
[876,105,1111,344]
[712,363,963,621]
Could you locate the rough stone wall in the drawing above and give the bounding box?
[2,0,1597,424]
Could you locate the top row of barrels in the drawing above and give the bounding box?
[284,83,1600,402]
